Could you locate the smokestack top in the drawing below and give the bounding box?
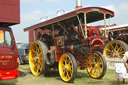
[76,0,82,9]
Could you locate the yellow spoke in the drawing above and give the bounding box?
[37,47,41,54]
[37,64,42,72]
[34,65,37,72]
[66,71,70,79]
[97,68,101,73]
[39,57,42,61]
[32,49,37,54]
[117,46,122,52]
[92,57,96,64]
[107,52,113,56]
[119,51,125,54]
[95,69,98,75]
[90,67,94,74]
[106,48,113,53]
[118,47,124,52]
[38,60,42,65]
[34,44,38,51]
[38,52,42,58]
[30,59,36,64]
[63,69,66,73]
[96,56,100,63]
[115,43,118,50]
[110,44,114,49]
[93,67,97,74]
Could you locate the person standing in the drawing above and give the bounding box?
[123,51,128,73]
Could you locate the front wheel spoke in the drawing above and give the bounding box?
[96,57,100,63]
[66,71,70,79]
[64,60,67,65]
[94,68,99,76]
[68,62,72,66]
[92,58,96,64]
[97,64,102,71]
[97,59,102,65]
[65,56,68,61]
[98,67,102,73]
[68,65,72,71]
[90,67,94,74]
[98,61,102,65]
[63,68,66,73]
[93,67,97,74]
[62,68,66,77]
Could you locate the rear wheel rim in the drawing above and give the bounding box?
[59,54,73,82]
[87,53,104,78]
[29,42,43,76]
[104,41,125,58]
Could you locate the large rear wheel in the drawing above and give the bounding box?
[87,52,107,79]
[103,40,128,58]
[58,53,77,82]
[29,41,48,76]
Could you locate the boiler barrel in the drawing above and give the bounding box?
[65,41,90,56]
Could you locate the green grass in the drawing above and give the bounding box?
[0,65,128,85]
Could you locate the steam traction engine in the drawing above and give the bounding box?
[24,6,114,82]
[102,25,128,58]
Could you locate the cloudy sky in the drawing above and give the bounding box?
[11,0,128,43]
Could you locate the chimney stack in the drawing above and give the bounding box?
[76,0,82,9]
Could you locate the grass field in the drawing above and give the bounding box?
[0,65,128,85]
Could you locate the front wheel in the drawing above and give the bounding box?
[86,51,107,79]
[58,53,77,82]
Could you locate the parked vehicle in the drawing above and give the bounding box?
[0,0,20,80]
[16,43,29,64]
[101,24,128,58]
